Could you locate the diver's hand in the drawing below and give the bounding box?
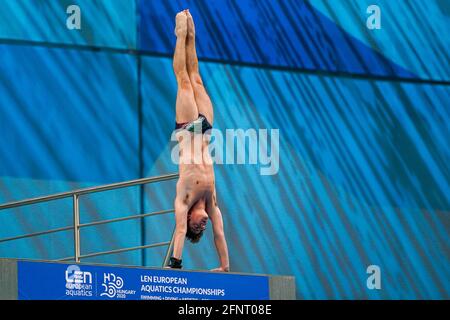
[210,266,229,272]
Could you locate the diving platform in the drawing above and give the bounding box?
[0,259,295,300]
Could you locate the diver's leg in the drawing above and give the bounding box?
[174,10,198,124]
[186,10,214,125]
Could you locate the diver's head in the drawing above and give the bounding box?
[186,207,208,243]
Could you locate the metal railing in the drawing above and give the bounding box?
[0,173,179,267]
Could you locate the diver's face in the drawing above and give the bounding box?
[188,209,208,234]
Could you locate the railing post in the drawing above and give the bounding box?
[73,194,81,263]
[162,225,176,267]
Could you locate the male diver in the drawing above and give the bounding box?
[168,10,229,272]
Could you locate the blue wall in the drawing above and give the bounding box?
[0,0,448,299]
[0,0,136,48]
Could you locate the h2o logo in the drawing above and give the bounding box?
[101,273,124,298]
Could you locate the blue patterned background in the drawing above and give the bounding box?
[0,0,448,299]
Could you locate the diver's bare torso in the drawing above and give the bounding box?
[176,135,215,210]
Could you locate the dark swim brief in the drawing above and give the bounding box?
[175,113,212,134]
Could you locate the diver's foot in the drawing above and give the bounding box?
[186,9,195,39]
[175,10,188,38]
